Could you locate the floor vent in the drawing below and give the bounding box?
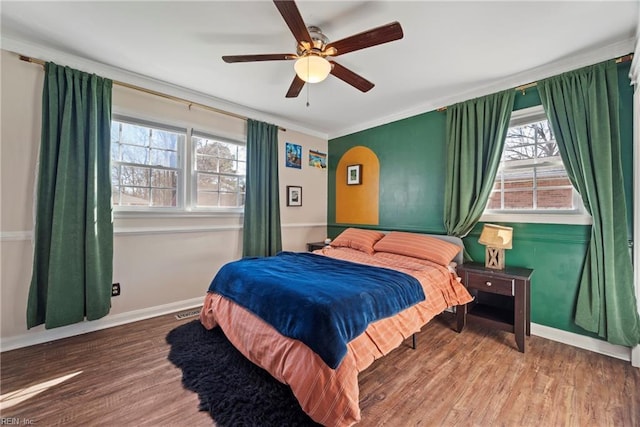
[175,308,201,320]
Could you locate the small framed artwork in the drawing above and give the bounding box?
[286,186,302,206]
[346,164,362,185]
[285,142,302,169]
[308,150,327,169]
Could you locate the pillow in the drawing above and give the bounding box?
[372,231,461,266]
[330,228,385,255]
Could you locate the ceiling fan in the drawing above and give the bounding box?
[222,0,404,98]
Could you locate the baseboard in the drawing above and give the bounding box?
[447,307,631,362]
[530,323,631,362]
[0,297,204,353]
[2,302,632,362]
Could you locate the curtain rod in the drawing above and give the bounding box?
[436,53,634,112]
[18,54,287,132]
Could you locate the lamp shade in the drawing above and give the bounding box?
[294,55,331,83]
[478,224,513,249]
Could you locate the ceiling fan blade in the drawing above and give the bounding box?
[286,75,305,98]
[222,54,296,63]
[329,61,374,92]
[273,1,313,45]
[326,21,403,56]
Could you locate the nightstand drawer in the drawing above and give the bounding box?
[465,272,514,296]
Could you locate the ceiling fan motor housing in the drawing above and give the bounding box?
[297,26,329,56]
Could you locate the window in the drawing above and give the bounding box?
[483,106,589,224]
[111,118,185,208]
[193,133,246,208]
[111,116,246,212]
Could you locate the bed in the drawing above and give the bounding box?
[199,228,473,426]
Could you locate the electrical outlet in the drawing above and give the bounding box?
[111,283,121,297]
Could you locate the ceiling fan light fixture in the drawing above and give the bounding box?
[294,55,331,83]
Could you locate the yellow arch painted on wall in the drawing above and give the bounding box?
[336,146,379,225]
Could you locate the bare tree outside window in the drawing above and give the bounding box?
[111,121,182,208]
[486,116,576,212]
[194,135,246,208]
[111,118,246,211]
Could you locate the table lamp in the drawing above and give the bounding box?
[478,224,513,269]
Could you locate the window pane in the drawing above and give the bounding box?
[219,159,237,174]
[110,122,120,143]
[150,148,177,168]
[485,109,586,216]
[120,123,149,146]
[111,165,120,186]
[237,160,246,175]
[504,190,533,209]
[151,189,176,207]
[120,165,150,186]
[121,145,149,164]
[195,138,217,155]
[197,155,217,172]
[151,169,177,188]
[537,165,569,186]
[219,192,238,207]
[197,191,219,207]
[111,143,120,162]
[220,176,238,192]
[111,119,183,209]
[192,135,245,208]
[537,141,559,159]
[117,187,150,206]
[217,141,237,160]
[487,191,502,210]
[150,129,179,150]
[502,169,532,190]
[538,188,574,209]
[197,173,218,190]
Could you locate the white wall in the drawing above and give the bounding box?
[0,49,328,349]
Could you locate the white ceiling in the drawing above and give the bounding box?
[1,1,638,139]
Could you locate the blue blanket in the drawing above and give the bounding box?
[207,251,425,368]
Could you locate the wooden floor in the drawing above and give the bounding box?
[1,311,638,426]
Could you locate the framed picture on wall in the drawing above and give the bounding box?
[347,164,362,185]
[309,150,327,169]
[286,186,302,206]
[285,142,302,169]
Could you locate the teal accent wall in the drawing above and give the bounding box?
[329,111,448,232]
[327,61,634,338]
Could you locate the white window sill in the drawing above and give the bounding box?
[481,212,592,225]
[113,208,243,219]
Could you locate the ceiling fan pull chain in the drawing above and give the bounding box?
[306,60,310,107]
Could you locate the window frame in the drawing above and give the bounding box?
[480,105,592,225]
[111,115,245,215]
[190,130,246,213]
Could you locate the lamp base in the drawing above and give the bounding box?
[485,247,505,269]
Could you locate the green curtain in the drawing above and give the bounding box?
[242,119,282,257]
[27,62,114,329]
[443,89,515,242]
[537,60,640,346]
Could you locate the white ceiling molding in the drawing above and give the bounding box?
[2,36,329,140]
[331,37,636,139]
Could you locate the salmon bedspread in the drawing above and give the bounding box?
[207,251,426,369]
[199,246,473,427]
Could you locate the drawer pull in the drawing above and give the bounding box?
[485,281,492,287]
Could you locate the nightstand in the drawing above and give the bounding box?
[455,262,533,352]
[306,242,327,252]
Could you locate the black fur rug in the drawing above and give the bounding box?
[166,320,321,426]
